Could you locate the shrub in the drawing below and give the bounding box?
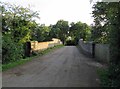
[2,35,24,64]
[66,40,77,46]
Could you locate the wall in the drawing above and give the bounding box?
[95,44,109,63]
[31,38,62,51]
[78,39,93,57]
[78,39,110,63]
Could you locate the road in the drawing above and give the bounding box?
[3,46,103,87]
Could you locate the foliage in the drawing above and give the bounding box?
[49,25,60,38]
[97,68,110,87]
[2,35,24,64]
[31,24,52,42]
[1,2,39,43]
[91,2,109,43]
[92,2,120,87]
[69,21,91,45]
[66,40,76,46]
[50,20,91,45]
[2,44,64,71]
[108,2,120,87]
[51,20,69,44]
[1,2,40,63]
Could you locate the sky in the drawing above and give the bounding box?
[1,0,97,26]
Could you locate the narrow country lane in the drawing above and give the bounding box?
[3,46,102,87]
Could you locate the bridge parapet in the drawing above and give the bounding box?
[78,39,110,63]
[31,38,62,52]
[78,39,93,57]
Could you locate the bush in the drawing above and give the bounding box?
[98,65,120,87]
[108,64,120,87]
[66,40,77,46]
[97,68,111,87]
[2,35,24,64]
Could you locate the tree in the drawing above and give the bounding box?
[55,20,69,44]
[69,21,91,44]
[92,2,120,87]
[1,1,39,43]
[91,2,109,43]
[49,25,60,38]
[31,24,52,42]
[107,2,120,87]
[1,2,40,63]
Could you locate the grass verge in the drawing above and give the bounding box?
[2,44,64,71]
[97,68,110,87]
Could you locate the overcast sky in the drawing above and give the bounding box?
[1,0,97,26]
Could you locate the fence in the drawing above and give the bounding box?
[78,39,110,63]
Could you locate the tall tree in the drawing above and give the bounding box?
[91,2,109,43]
[55,20,69,44]
[70,21,91,43]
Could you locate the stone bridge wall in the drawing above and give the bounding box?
[95,44,109,63]
[78,39,110,63]
[31,38,62,52]
[78,39,93,57]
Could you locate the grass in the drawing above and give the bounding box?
[2,44,64,71]
[37,44,64,56]
[97,68,110,87]
[2,57,33,71]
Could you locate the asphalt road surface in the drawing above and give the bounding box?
[3,46,104,87]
